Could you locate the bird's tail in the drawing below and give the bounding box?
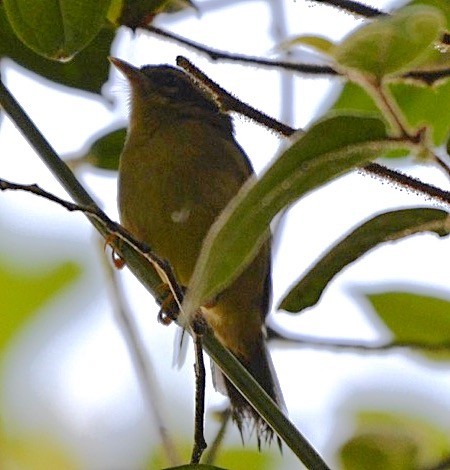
[212,337,284,447]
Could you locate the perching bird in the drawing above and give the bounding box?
[110,57,283,443]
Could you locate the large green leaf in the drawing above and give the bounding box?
[332,6,445,79]
[0,6,114,94]
[279,208,450,313]
[367,291,450,345]
[3,0,112,61]
[0,258,80,354]
[183,115,406,314]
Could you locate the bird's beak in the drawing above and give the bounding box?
[109,57,143,83]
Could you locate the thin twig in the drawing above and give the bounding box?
[267,327,450,352]
[309,0,386,18]
[103,249,180,465]
[433,154,450,181]
[190,331,207,464]
[145,25,338,76]
[146,25,450,85]
[363,163,450,207]
[0,178,186,319]
[203,409,231,465]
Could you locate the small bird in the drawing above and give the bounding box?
[110,57,283,443]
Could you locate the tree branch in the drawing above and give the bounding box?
[267,327,450,353]
[0,177,330,468]
[309,0,386,18]
[144,25,338,76]
[177,57,450,207]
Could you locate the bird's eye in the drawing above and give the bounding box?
[163,74,179,88]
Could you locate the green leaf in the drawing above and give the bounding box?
[3,0,112,61]
[366,291,450,345]
[332,5,445,79]
[390,80,450,145]
[66,127,126,171]
[339,411,450,470]
[0,431,78,470]
[0,258,81,354]
[332,80,450,146]
[214,448,275,470]
[184,115,404,313]
[0,6,115,94]
[279,35,335,54]
[279,208,450,313]
[407,0,450,29]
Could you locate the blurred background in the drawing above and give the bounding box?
[2,0,450,468]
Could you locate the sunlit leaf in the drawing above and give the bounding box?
[332,80,450,146]
[0,6,114,94]
[366,291,450,345]
[407,0,450,28]
[279,208,450,313]
[184,115,406,313]
[3,0,112,61]
[279,35,334,54]
[332,6,445,78]
[0,258,80,354]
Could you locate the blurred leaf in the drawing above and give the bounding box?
[332,6,445,78]
[366,291,450,345]
[279,35,334,54]
[214,447,275,469]
[110,0,195,28]
[341,433,417,470]
[339,411,450,470]
[0,6,115,94]
[0,258,80,354]
[279,208,450,313]
[407,0,450,28]
[332,80,450,146]
[0,432,79,469]
[184,115,404,313]
[3,0,112,61]
[66,127,126,172]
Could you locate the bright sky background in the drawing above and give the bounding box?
[2,0,450,468]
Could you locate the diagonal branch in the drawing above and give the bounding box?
[177,57,450,207]
[309,0,386,18]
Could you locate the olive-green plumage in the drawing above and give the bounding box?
[111,58,282,442]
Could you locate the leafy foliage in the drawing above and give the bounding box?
[0,257,80,354]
